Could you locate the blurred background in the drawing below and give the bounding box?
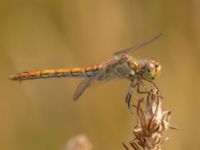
[1,0,200,150]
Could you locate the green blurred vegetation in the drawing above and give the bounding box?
[1,0,200,150]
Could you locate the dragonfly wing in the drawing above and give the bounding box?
[73,57,123,100]
[113,33,163,56]
[72,68,112,101]
[73,77,96,100]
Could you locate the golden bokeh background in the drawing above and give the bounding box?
[1,0,200,150]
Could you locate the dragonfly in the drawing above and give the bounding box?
[10,33,163,108]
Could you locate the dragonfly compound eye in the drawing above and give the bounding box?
[141,59,159,80]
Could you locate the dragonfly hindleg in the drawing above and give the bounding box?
[126,80,150,109]
[126,80,138,109]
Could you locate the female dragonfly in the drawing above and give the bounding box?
[10,33,163,108]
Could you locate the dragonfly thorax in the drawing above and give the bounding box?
[140,58,161,80]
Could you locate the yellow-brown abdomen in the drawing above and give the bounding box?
[10,64,103,81]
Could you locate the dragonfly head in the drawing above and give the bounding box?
[141,58,161,80]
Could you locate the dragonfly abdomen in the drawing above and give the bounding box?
[10,64,103,81]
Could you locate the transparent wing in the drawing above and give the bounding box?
[113,33,163,56]
[73,65,112,100]
[73,77,96,100]
[73,57,123,100]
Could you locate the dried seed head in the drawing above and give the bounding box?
[124,89,173,150]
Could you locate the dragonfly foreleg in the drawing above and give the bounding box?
[136,81,151,95]
[143,79,163,98]
[144,79,159,90]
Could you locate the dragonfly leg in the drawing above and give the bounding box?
[126,80,148,109]
[144,79,159,90]
[126,80,138,109]
[143,79,163,98]
[136,81,150,95]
